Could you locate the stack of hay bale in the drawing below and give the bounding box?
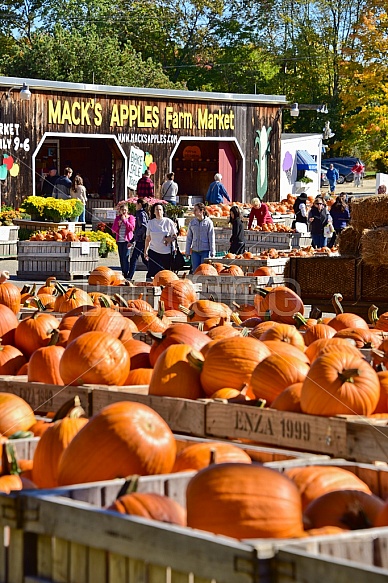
[338,195,388,265]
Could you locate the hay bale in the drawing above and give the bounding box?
[361,227,388,266]
[338,226,362,257]
[350,195,388,231]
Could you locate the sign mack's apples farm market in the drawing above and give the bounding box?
[0,76,286,207]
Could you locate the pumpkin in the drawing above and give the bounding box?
[210,262,225,274]
[149,344,205,399]
[261,340,310,364]
[249,321,278,339]
[0,304,18,345]
[37,277,57,295]
[160,279,197,310]
[128,310,171,334]
[300,352,380,416]
[303,324,336,346]
[256,286,304,325]
[373,371,388,413]
[173,442,251,472]
[68,307,133,346]
[59,331,130,386]
[186,463,305,538]
[57,401,176,485]
[88,266,116,286]
[123,339,151,369]
[285,465,372,510]
[27,293,56,310]
[0,344,26,375]
[149,323,210,367]
[304,490,384,530]
[17,363,28,375]
[29,419,51,437]
[152,270,179,287]
[374,500,388,526]
[108,492,186,526]
[28,341,65,385]
[54,285,93,313]
[0,393,35,436]
[32,417,88,488]
[124,368,153,386]
[14,312,60,358]
[375,312,388,332]
[233,304,258,322]
[124,297,155,313]
[333,327,382,349]
[304,337,359,363]
[193,264,218,276]
[271,383,303,412]
[328,313,369,332]
[210,387,251,402]
[88,292,113,307]
[206,324,241,341]
[183,299,231,322]
[252,266,275,276]
[260,323,305,352]
[200,337,271,395]
[0,270,21,314]
[249,354,309,405]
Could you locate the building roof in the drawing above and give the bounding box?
[281,133,323,139]
[0,75,287,105]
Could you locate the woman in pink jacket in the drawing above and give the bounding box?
[112,203,136,278]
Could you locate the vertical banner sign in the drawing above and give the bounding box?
[128,146,145,190]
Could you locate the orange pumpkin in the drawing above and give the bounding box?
[256,286,304,325]
[149,344,205,399]
[0,304,18,345]
[301,352,380,416]
[271,383,303,412]
[186,463,305,539]
[59,331,130,386]
[54,286,93,313]
[37,277,57,295]
[68,307,133,345]
[173,442,252,472]
[193,264,219,276]
[0,344,26,375]
[260,323,305,352]
[124,368,153,386]
[152,270,179,287]
[305,337,359,363]
[123,339,151,369]
[249,353,309,405]
[333,327,382,349]
[160,279,197,310]
[303,324,336,346]
[0,271,21,314]
[28,343,65,385]
[57,401,176,485]
[149,323,210,367]
[108,492,186,526]
[328,313,369,332]
[14,312,60,358]
[88,266,116,286]
[0,393,35,436]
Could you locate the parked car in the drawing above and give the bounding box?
[323,157,364,169]
[321,164,354,185]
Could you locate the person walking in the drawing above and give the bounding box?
[144,202,177,279]
[229,205,245,255]
[127,199,149,280]
[112,203,136,278]
[70,174,87,223]
[53,167,73,199]
[328,194,350,248]
[351,159,365,188]
[136,169,154,198]
[206,173,231,204]
[41,166,58,197]
[185,202,215,273]
[292,192,308,231]
[247,197,274,229]
[161,172,179,205]
[325,164,339,195]
[308,197,331,248]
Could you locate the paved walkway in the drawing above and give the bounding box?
[321,176,376,197]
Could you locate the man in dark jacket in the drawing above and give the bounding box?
[127,198,149,279]
[53,167,73,199]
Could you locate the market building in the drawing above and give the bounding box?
[0,76,287,207]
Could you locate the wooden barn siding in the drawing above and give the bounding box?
[0,87,281,206]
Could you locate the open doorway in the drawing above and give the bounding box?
[32,134,127,204]
[170,137,245,202]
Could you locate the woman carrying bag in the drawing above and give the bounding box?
[144,202,177,280]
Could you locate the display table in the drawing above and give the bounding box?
[17,241,100,281]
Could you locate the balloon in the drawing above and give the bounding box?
[4,156,14,170]
[145,153,153,166]
[0,165,7,180]
[9,163,20,177]
[149,162,157,174]
[282,151,293,172]
[143,162,148,173]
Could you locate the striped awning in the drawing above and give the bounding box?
[296,150,317,171]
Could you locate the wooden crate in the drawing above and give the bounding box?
[17,240,100,281]
[0,240,17,258]
[285,256,358,301]
[205,257,289,275]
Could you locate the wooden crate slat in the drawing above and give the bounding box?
[205,402,348,457]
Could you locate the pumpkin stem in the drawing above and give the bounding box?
[147,330,163,341]
[48,328,60,346]
[232,301,241,309]
[113,294,128,308]
[209,448,217,465]
[257,399,267,408]
[332,293,344,315]
[338,368,360,384]
[1,443,21,476]
[27,295,47,312]
[20,284,31,295]
[55,281,68,296]
[197,321,204,332]
[368,304,379,326]
[45,277,57,287]
[187,350,204,372]
[263,310,272,321]
[293,312,307,329]
[231,312,242,326]
[240,383,249,395]
[52,395,86,421]
[241,327,249,337]
[310,305,323,320]
[138,293,144,301]
[254,287,270,298]
[158,300,165,318]
[98,295,111,308]
[179,304,195,318]
[0,270,10,284]
[116,475,140,499]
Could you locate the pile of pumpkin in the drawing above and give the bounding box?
[249,222,293,232]
[217,245,337,264]
[1,393,388,539]
[29,229,89,242]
